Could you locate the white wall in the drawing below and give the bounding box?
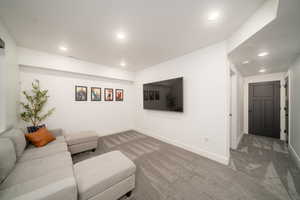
[243,72,286,140]
[20,66,135,136]
[18,47,135,82]
[288,55,300,167]
[227,0,279,52]
[134,42,230,165]
[17,47,137,136]
[0,19,19,133]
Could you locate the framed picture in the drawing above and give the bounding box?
[115,89,124,101]
[91,87,101,101]
[104,88,114,101]
[75,86,87,101]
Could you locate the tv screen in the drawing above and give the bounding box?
[143,77,183,112]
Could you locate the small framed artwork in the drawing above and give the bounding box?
[104,88,114,101]
[75,86,87,101]
[91,87,101,101]
[116,89,124,101]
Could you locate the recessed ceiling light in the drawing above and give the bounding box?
[258,52,269,57]
[59,46,68,52]
[120,61,126,67]
[207,11,220,21]
[116,32,126,40]
[242,60,250,64]
[259,69,266,73]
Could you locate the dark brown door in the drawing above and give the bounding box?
[249,81,280,138]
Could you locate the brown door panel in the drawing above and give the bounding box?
[249,81,280,138]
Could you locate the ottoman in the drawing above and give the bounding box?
[64,131,98,154]
[74,151,136,200]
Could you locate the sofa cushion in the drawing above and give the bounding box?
[50,129,63,137]
[64,131,98,146]
[18,142,68,163]
[0,151,73,190]
[0,166,77,200]
[25,128,55,147]
[1,128,26,159]
[52,135,66,144]
[0,138,16,183]
[74,151,136,200]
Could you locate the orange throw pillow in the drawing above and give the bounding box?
[25,128,56,147]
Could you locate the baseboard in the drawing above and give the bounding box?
[134,128,229,165]
[289,145,300,169]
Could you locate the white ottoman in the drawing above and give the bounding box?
[64,131,98,154]
[74,151,136,200]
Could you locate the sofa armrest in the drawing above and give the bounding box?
[50,129,63,137]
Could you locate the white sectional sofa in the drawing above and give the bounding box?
[0,128,77,200]
[0,128,136,200]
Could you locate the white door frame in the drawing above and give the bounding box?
[243,73,286,140]
[0,48,5,132]
[230,70,239,149]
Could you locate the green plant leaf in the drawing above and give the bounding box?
[20,79,55,127]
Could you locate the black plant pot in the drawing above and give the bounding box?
[27,124,46,133]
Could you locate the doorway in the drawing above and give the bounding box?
[248,81,280,138]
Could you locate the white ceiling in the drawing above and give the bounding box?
[229,0,300,76]
[0,0,265,71]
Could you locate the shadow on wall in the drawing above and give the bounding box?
[0,37,5,132]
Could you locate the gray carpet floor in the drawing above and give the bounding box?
[230,134,300,200]
[72,131,300,200]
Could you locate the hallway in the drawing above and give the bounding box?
[230,134,300,200]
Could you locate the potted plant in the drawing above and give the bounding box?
[20,80,55,133]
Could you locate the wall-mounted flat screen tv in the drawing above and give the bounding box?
[143,77,183,112]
